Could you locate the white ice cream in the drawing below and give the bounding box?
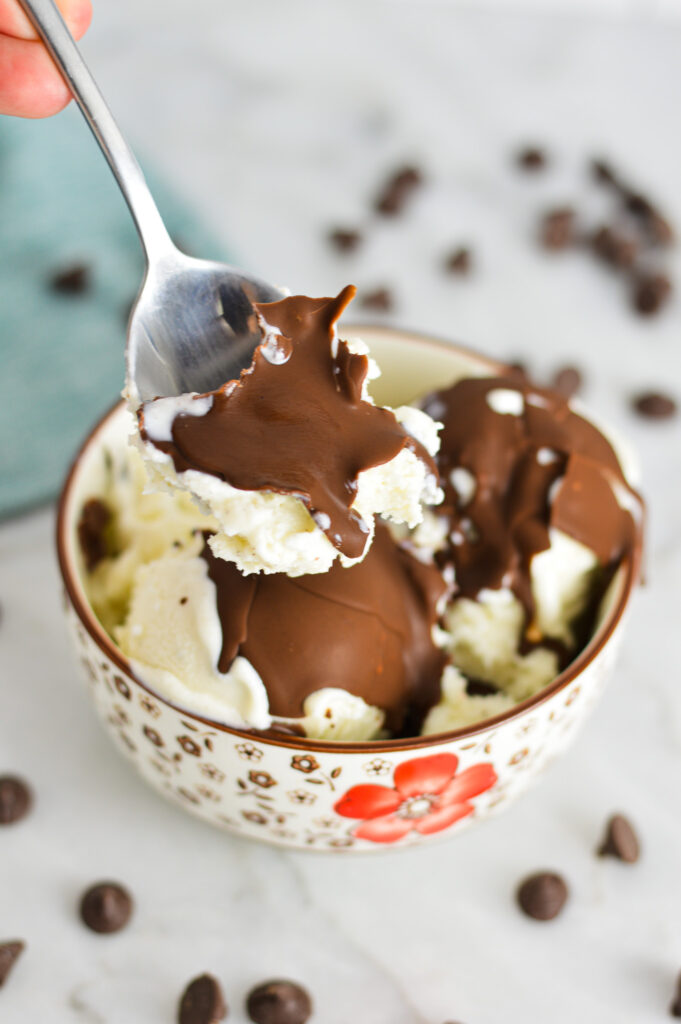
[85,439,214,636]
[422,665,515,735]
[114,534,386,739]
[116,536,271,729]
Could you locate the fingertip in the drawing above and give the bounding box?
[0,0,93,41]
[21,84,72,119]
[68,0,93,41]
[0,35,73,118]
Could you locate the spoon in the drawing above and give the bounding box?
[18,0,282,403]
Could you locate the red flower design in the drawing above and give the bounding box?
[334,752,497,844]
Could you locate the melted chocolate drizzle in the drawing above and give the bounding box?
[425,375,643,625]
[140,286,435,559]
[200,525,447,733]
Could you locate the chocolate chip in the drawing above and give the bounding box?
[551,365,583,399]
[540,208,575,250]
[0,776,32,825]
[328,228,362,253]
[632,272,672,315]
[591,226,637,269]
[77,498,112,572]
[591,158,618,186]
[597,814,640,863]
[648,211,674,246]
[79,882,133,934]
[625,191,655,219]
[623,192,675,245]
[360,287,394,312]
[0,942,25,988]
[179,974,227,1024]
[246,980,312,1024]
[516,146,547,171]
[516,871,568,921]
[444,247,472,274]
[49,262,91,295]
[632,391,677,420]
[670,972,681,1017]
[374,165,423,216]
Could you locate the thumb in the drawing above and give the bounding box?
[0,0,92,42]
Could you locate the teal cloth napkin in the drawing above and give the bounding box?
[0,105,226,519]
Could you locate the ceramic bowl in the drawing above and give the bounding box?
[56,326,641,852]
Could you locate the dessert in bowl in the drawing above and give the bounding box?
[56,312,643,852]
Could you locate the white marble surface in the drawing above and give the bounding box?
[2,2,681,1021]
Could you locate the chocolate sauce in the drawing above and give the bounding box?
[200,525,446,733]
[140,287,435,560]
[424,376,643,624]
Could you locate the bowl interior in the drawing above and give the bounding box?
[58,326,636,751]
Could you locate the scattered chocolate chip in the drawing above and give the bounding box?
[246,980,312,1024]
[591,158,618,186]
[179,974,227,1024]
[328,228,362,253]
[77,498,112,572]
[360,287,394,312]
[540,208,575,250]
[444,247,472,275]
[597,814,640,863]
[591,226,637,269]
[180,596,189,605]
[517,146,547,171]
[0,776,32,825]
[516,871,568,921]
[670,972,681,1017]
[625,191,655,220]
[551,365,583,399]
[632,272,672,315]
[648,211,674,246]
[632,391,677,420]
[79,882,133,934]
[465,678,499,697]
[623,192,675,245]
[49,262,91,295]
[0,941,24,988]
[374,165,423,216]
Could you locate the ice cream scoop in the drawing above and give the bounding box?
[417,373,644,732]
[136,287,442,576]
[421,374,643,632]
[115,523,447,739]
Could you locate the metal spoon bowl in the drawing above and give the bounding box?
[18,0,281,403]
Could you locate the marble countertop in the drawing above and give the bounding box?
[2,2,681,1022]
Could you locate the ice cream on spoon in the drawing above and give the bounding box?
[134,286,442,576]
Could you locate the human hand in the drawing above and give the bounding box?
[0,0,92,117]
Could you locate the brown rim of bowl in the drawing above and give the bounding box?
[56,326,642,754]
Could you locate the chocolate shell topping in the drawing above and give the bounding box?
[200,524,447,733]
[140,286,435,560]
[423,375,643,620]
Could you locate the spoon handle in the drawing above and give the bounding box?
[17,0,174,264]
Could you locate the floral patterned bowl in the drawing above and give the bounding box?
[56,327,642,852]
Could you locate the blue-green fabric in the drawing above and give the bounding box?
[0,105,226,519]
